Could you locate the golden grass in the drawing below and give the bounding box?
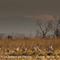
[0,38,60,60]
[0,37,60,49]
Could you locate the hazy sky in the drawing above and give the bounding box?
[0,0,60,36]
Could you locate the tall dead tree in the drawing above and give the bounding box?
[54,19,60,37]
[37,20,52,38]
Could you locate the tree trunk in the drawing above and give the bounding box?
[42,33,46,38]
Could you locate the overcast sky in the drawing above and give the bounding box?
[0,0,60,36]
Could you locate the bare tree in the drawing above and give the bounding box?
[35,15,60,38]
[54,19,60,37]
[36,20,52,38]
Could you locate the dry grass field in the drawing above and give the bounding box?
[0,37,60,49]
[0,37,60,60]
